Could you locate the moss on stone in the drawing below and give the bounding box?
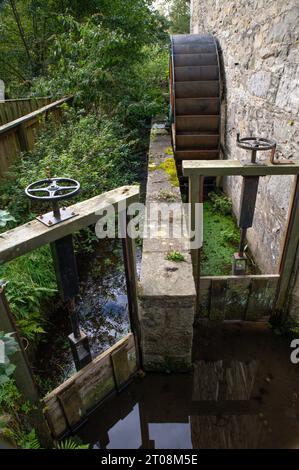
[163,146,174,155]
[157,158,179,187]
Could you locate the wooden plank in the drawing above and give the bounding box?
[43,333,137,437]
[210,278,227,320]
[275,176,299,316]
[0,185,139,264]
[174,65,219,81]
[198,277,211,317]
[246,277,278,320]
[111,345,132,390]
[57,383,86,428]
[175,149,219,160]
[121,210,142,368]
[175,97,220,115]
[173,44,216,54]
[175,81,219,98]
[176,134,219,149]
[224,277,251,320]
[176,115,219,132]
[174,53,218,67]
[183,159,299,177]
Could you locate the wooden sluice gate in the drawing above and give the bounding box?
[0,185,141,444]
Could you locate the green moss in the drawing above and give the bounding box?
[163,146,174,155]
[157,158,179,187]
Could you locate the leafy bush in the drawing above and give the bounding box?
[209,191,233,216]
[0,332,19,385]
[0,248,57,342]
[222,228,240,245]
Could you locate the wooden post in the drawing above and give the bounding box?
[188,175,204,316]
[275,176,299,319]
[120,210,142,369]
[17,123,29,152]
[0,286,53,448]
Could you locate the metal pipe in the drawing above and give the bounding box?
[52,200,61,218]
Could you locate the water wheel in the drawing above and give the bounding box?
[170,34,221,164]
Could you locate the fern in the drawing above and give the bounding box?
[56,438,89,449]
[18,429,41,449]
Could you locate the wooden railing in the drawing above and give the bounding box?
[0,97,52,125]
[0,96,72,178]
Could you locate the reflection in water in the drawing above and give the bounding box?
[78,324,299,449]
[35,239,141,391]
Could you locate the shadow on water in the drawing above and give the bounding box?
[77,323,299,449]
[34,238,141,392]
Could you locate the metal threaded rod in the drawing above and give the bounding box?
[238,228,247,257]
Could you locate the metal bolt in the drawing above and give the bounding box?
[48,220,53,225]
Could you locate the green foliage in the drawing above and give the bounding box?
[222,228,240,245]
[56,437,89,449]
[0,247,57,341]
[0,378,21,411]
[168,0,190,34]
[166,250,185,262]
[0,0,169,347]
[17,428,41,449]
[0,209,15,227]
[201,201,240,276]
[209,191,233,216]
[0,332,19,385]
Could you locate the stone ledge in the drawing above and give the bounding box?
[138,121,196,372]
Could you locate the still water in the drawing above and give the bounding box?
[35,239,141,392]
[77,323,299,449]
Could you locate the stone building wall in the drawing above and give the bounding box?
[190,0,299,273]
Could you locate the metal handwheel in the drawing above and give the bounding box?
[25,177,80,201]
[25,177,80,227]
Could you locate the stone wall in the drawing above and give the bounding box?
[191,0,299,273]
[138,122,196,371]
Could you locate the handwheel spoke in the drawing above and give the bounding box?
[56,186,78,191]
[28,188,50,194]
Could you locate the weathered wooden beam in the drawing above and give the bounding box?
[0,96,72,136]
[0,185,139,264]
[199,275,280,321]
[275,176,299,317]
[183,159,299,177]
[43,333,137,437]
[120,210,142,369]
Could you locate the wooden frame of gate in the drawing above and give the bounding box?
[183,159,299,321]
[0,185,140,443]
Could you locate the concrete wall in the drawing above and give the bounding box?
[191,0,299,273]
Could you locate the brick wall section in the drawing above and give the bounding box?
[191,0,299,273]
